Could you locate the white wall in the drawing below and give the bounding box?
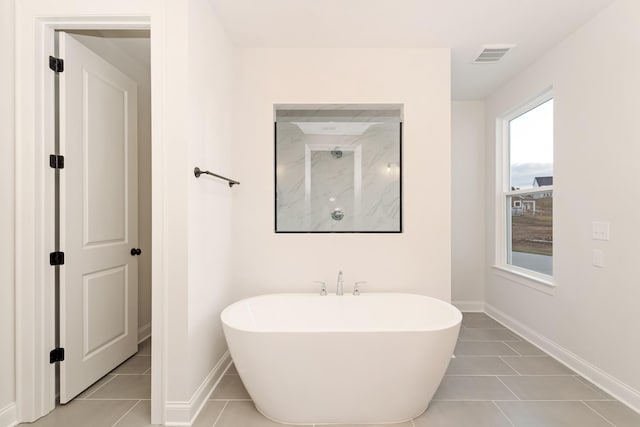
[186,0,235,399]
[66,33,152,339]
[0,0,16,423]
[485,0,640,408]
[232,48,451,300]
[451,101,485,310]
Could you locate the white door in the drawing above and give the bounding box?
[58,32,139,403]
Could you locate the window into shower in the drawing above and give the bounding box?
[274,104,402,233]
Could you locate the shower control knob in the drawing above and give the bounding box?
[130,248,142,256]
[331,208,345,221]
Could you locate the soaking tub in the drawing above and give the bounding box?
[220,293,461,425]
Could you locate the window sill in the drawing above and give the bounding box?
[491,265,556,295]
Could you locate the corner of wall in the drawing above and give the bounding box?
[0,0,16,419]
[451,101,486,306]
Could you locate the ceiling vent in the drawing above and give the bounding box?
[472,44,515,64]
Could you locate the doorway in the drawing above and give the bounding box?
[15,15,167,425]
[53,29,152,416]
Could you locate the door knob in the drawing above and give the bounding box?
[130,248,142,256]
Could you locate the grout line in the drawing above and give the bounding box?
[492,401,517,427]
[502,342,523,356]
[453,354,551,357]
[211,400,230,427]
[496,376,521,401]
[447,373,577,377]
[499,357,523,376]
[111,399,141,427]
[446,374,522,377]
[80,374,117,399]
[581,401,616,426]
[432,399,616,402]
[574,376,614,400]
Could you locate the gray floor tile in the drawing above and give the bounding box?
[138,338,151,356]
[500,356,575,375]
[446,356,518,375]
[414,401,513,427]
[497,401,613,427]
[210,374,251,399]
[87,374,151,400]
[192,400,226,427]
[575,377,616,400]
[504,341,545,355]
[433,376,518,400]
[111,355,152,375]
[585,401,640,427]
[19,399,137,427]
[498,376,610,400]
[455,341,519,356]
[30,316,639,427]
[459,328,521,341]
[462,314,505,328]
[75,374,117,399]
[113,400,151,427]
[215,401,311,426]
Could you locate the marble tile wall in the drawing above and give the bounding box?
[276,109,401,232]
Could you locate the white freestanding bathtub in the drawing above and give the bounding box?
[221,293,461,425]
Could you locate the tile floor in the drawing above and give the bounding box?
[20,313,640,426]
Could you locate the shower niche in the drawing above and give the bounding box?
[275,104,402,233]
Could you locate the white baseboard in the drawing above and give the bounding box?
[485,303,640,414]
[452,300,485,312]
[0,403,17,427]
[138,322,152,343]
[164,351,232,426]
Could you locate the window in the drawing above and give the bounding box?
[501,95,553,279]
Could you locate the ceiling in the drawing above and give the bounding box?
[209,0,615,99]
[68,30,151,69]
[95,31,151,69]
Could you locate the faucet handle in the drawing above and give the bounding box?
[353,281,367,296]
[314,281,327,296]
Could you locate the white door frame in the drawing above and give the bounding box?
[15,16,167,424]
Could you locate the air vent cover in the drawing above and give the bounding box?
[473,44,515,64]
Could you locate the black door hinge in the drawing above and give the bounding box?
[49,56,64,73]
[50,251,65,266]
[49,154,64,169]
[50,348,65,363]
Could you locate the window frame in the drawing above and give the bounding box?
[494,90,555,293]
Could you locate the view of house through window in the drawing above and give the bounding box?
[506,98,553,276]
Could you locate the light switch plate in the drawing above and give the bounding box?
[592,221,610,241]
[592,249,605,268]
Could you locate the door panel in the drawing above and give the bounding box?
[83,266,128,357]
[84,70,127,245]
[59,32,139,403]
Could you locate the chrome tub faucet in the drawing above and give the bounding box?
[336,270,344,296]
[353,281,366,296]
[314,281,327,296]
